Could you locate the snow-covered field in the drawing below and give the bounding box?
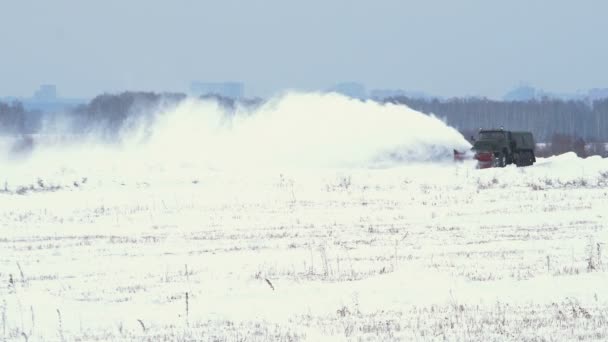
[1,94,608,341]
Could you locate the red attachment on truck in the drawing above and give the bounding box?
[474,151,494,169]
[474,152,493,162]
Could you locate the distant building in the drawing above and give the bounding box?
[370,89,406,100]
[328,82,367,100]
[503,85,537,101]
[190,82,244,99]
[20,85,86,113]
[33,84,57,101]
[370,89,432,100]
[588,88,608,101]
[503,85,608,102]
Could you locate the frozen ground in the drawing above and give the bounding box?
[1,155,607,341]
[1,94,608,341]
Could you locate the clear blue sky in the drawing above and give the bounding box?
[1,0,607,98]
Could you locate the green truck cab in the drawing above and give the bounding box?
[472,129,536,168]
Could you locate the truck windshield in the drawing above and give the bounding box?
[478,131,505,140]
[472,140,495,151]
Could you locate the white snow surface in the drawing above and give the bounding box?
[1,94,607,340]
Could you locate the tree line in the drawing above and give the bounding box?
[0,92,187,140]
[1,92,607,156]
[0,101,42,134]
[383,96,608,143]
[0,91,267,140]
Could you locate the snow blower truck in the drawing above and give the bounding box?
[454,129,536,168]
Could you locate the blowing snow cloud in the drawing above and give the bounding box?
[2,92,471,177]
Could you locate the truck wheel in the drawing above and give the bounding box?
[519,151,528,166]
[495,154,506,167]
[503,150,511,165]
[522,151,533,166]
[513,153,520,166]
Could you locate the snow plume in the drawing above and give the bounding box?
[138,92,471,168]
[1,92,471,174]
